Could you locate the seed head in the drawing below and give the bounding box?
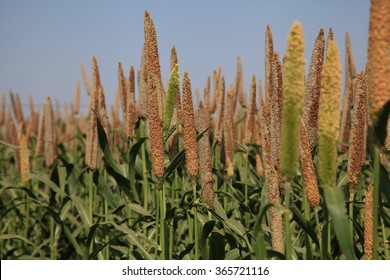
[318,40,341,187]
[281,21,306,180]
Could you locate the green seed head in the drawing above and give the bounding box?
[280,20,305,180]
[318,40,341,187]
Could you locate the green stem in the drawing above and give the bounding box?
[381,216,389,260]
[349,199,354,240]
[373,145,380,260]
[159,183,166,260]
[193,181,199,260]
[50,216,56,259]
[303,186,312,259]
[284,180,292,260]
[244,149,249,226]
[140,120,149,210]
[169,171,178,260]
[104,198,109,259]
[155,182,160,258]
[88,170,93,256]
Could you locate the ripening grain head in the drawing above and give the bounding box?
[270,53,283,170]
[364,181,374,259]
[144,11,164,122]
[147,71,165,178]
[35,107,45,157]
[236,56,245,106]
[44,97,57,167]
[224,89,234,178]
[215,77,225,144]
[118,62,128,119]
[198,101,214,207]
[348,73,368,195]
[302,28,325,150]
[74,80,80,115]
[318,40,341,187]
[0,94,5,126]
[265,25,274,120]
[281,21,305,180]
[81,62,92,96]
[19,131,30,184]
[300,119,320,207]
[366,0,390,124]
[244,75,257,144]
[182,72,198,180]
[138,42,149,119]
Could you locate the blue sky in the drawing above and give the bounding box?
[0,0,370,112]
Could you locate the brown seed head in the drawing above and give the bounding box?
[118,62,128,120]
[215,77,225,143]
[348,73,368,195]
[364,181,374,260]
[182,72,198,180]
[265,25,274,120]
[302,28,325,149]
[198,101,214,207]
[74,80,80,114]
[244,75,257,144]
[366,0,390,124]
[144,11,164,122]
[300,119,320,207]
[138,42,149,119]
[81,62,92,96]
[270,53,283,169]
[44,97,57,167]
[224,90,234,178]
[147,75,165,178]
[236,56,245,106]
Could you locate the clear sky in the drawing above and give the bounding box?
[0,0,370,112]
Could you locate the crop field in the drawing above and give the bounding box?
[0,0,390,260]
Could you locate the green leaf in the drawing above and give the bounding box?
[94,171,120,208]
[290,203,319,246]
[97,118,138,202]
[108,222,153,260]
[200,220,215,260]
[71,195,91,229]
[178,242,195,260]
[323,186,355,259]
[209,232,225,260]
[0,234,38,251]
[129,137,147,191]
